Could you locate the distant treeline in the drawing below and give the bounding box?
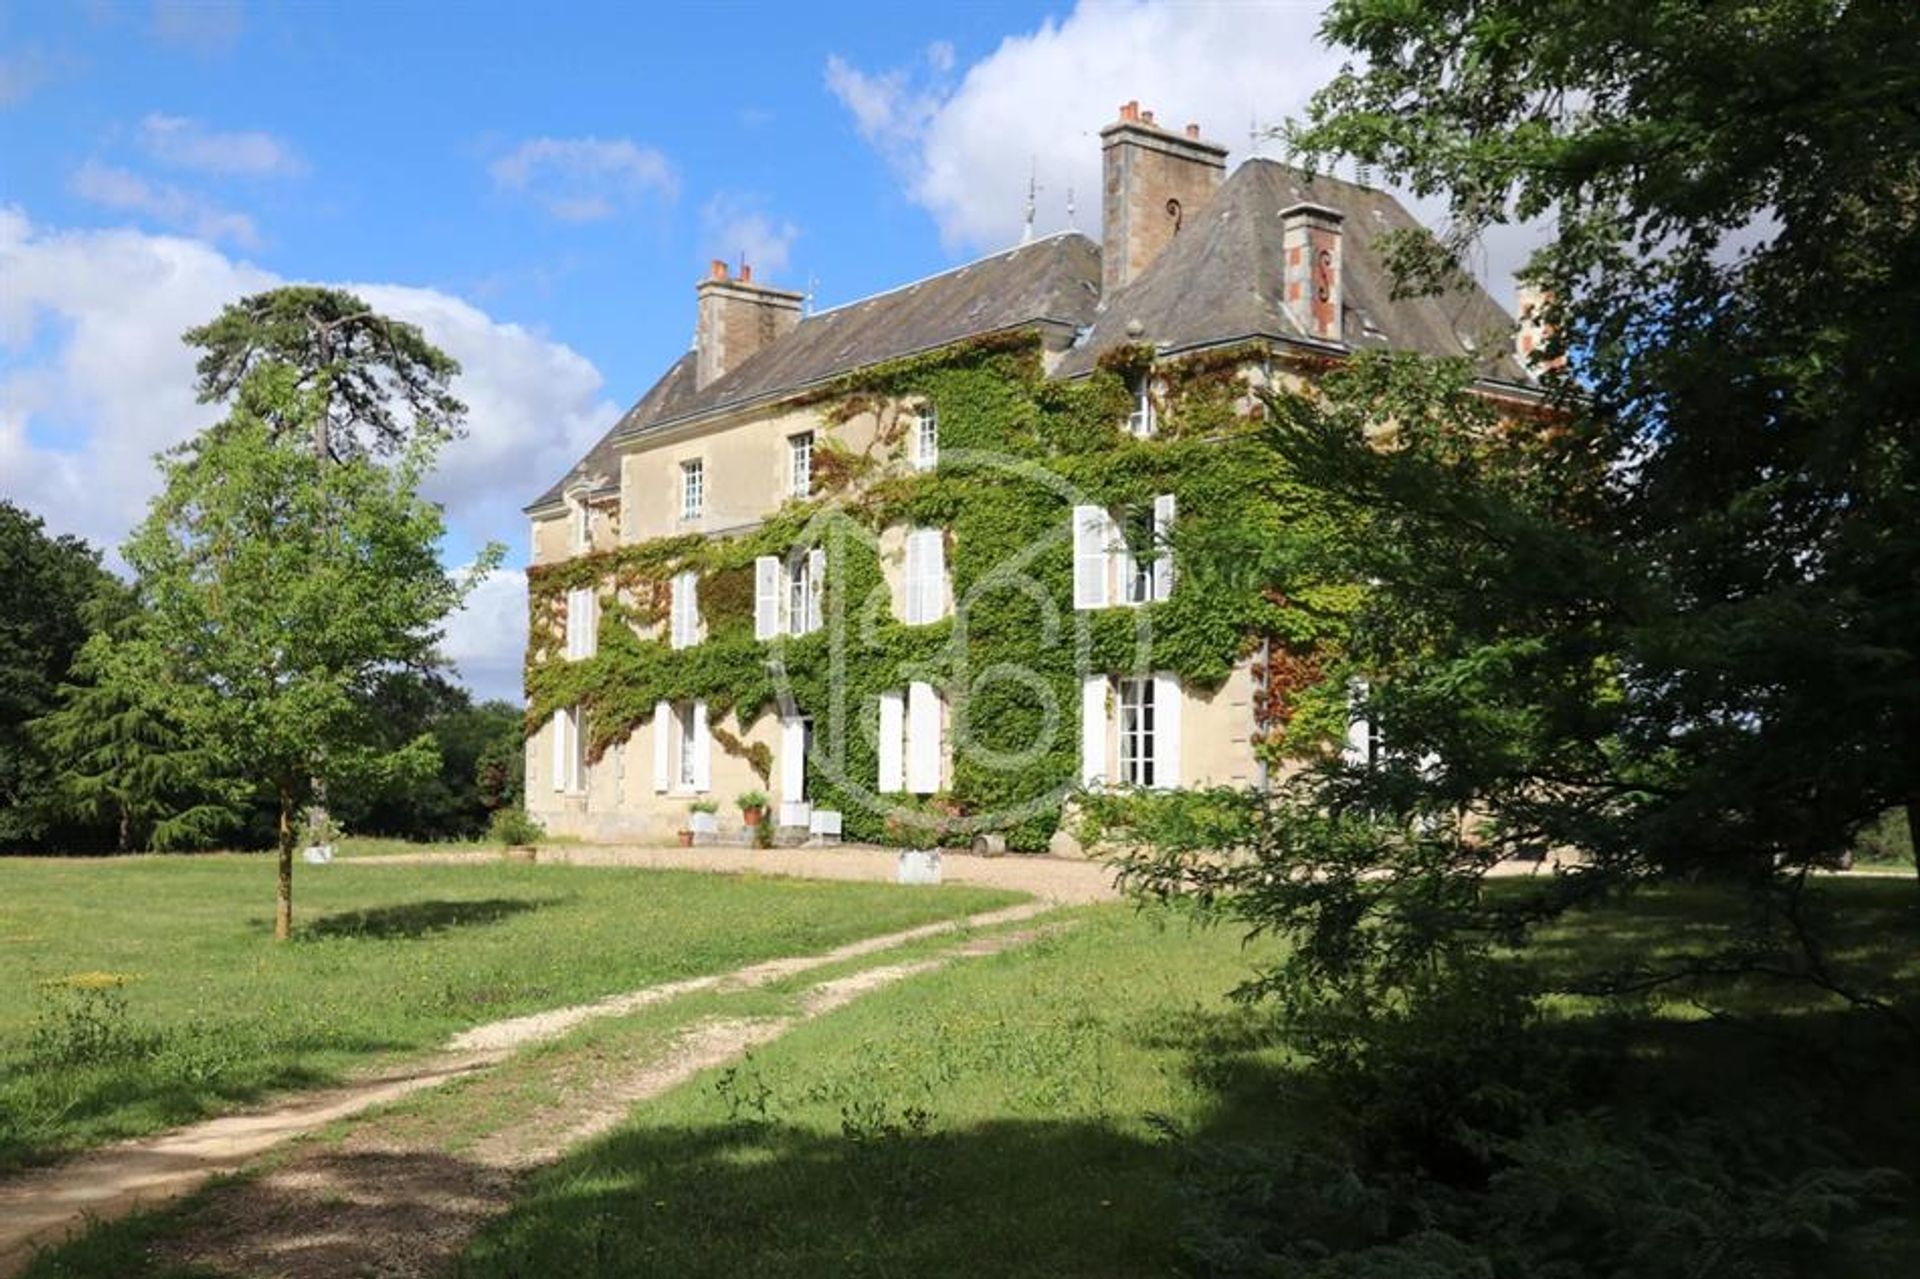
[1,500,522,854]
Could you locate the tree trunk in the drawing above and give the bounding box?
[1908,794,1920,888]
[117,805,131,854]
[276,784,296,942]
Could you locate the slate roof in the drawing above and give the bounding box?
[1056,159,1526,380]
[528,160,1525,513]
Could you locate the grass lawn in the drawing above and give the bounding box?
[0,854,1021,1172]
[451,877,1920,1279]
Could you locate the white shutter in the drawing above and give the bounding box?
[691,700,711,792]
[807,547,826,633]
[651,699,671,793]
[1152,493,1176,600]
[781,715,806,802]
[877,690,905,794]
[550,710,568,792]
[1072,506,1111,609]
[1080,675,1108,787]
[754,556,781,640]
[564,590,578,659]
[903,529,925,623]
[907,681,941,794]
[923,531,945,622]
[1154,672,1182,790]
[671,571,700,648]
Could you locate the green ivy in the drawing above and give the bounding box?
[524,329,1355,850]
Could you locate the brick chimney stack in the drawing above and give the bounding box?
[1514,281,1563,375]
[1280,203,1345,343]
[1100,100,1227,296]
[694,259,804,390]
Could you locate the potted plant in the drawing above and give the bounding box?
[488,808,545,862]
[687,799,719,843]
[736,790,769,828]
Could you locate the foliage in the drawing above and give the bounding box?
[736,790,768,812]
[183,285,465,461]
[0,503,126,849]
[332,675,523,841]
[523,332,1356,849]
[486,807,544,847]
[119,368,499,937]
[1286,0,1920,877]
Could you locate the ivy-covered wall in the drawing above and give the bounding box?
[524,330,1355,851]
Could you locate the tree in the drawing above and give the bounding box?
[1283,0,1920,881]
[0,503,122,849]
[329,674,523,841]
[122,366,499,938]
[185,286,465,462]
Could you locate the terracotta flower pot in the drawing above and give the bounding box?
[677,830,695,847]
[742,807,765,827]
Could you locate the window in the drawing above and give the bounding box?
[789,431,814,498]
[877,682,943,795]
[551,706,585,793]
[755,550,825,639]
[670,571,700,649]
[1126,373,1156,437]
[564,587,598,660]
[1072,494,1174,609]
[903,527,946,624]
[571,499,591,552]
[1117,677,1155,787]
[1080,672,1181,791]
[677,704,698,789]
[911,405,938,470]
[1342,677,1376,768]
[680,459,704,520]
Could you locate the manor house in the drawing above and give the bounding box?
[523,101,1543,849]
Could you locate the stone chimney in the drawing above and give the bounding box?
[1513,281,1563,374]
[1280,203,1345,343]
[1100,100,1228,295]
[694,259,804,390]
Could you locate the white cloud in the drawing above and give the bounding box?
[137,113,305,178]
[487,136,678,222]
[440,566,529,704]
[701,192,800,279]
[68,159,260,248]
[826,0,1548,303]
[0,207,620,704]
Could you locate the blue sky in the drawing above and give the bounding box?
[3,1,1534,701]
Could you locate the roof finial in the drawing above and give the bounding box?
[1022,157,1042,244]
[1065,184,1076,231]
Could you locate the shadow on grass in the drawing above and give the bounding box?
[299,896,559,941]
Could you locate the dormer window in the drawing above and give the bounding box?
[789,432,814,498]
[570,498,591,552]
[911,405,938,470]
[680,459,704,521]
[1126,373,1156,438]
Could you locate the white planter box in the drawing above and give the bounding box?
[302,845,334,865]
[689,811,719,836]
[897,849,942,885]
[779,800,812,829]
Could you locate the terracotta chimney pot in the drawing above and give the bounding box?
[709,259,728,281]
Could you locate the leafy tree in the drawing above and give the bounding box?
[33,625,247,853]
[122,366,499,938]
[184,285,464,462]
[0,503,122,849]
[330,674,523,841]
[1282,0,1920,881]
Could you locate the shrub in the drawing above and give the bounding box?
[736,790,769,812]
[689,799,720,816]
[486,807,544,847]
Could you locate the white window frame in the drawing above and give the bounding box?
[676,704,698,790]
[877,682,943,795]
[570,499,591,552]
[564,587,598,660]
[1127,373,1156,437]
[680,459,704,521]
[1080,672,1181,791]
[1073,494,1173,610]
[551,705,586,794]
[903,527,946,625]
[911,404,938,470]
[667,699,711,794]
[756,549,825,640]
[670,571,700,649]
[789,431,814,498]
